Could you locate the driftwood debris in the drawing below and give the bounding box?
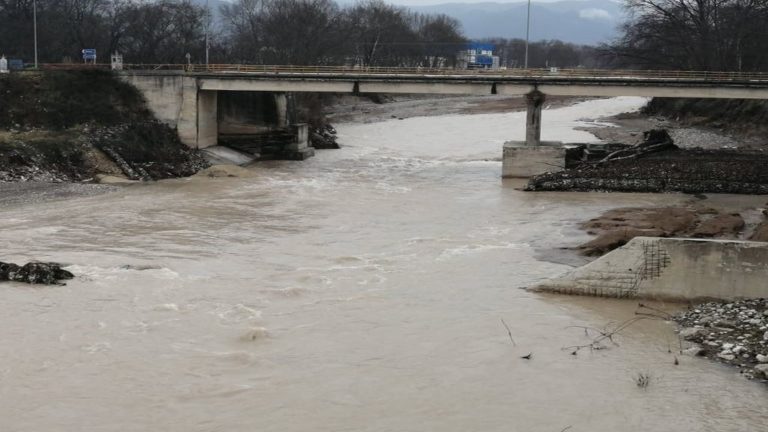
[596,129,676,164]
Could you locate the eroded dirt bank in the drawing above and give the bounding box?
[0,70,208,183]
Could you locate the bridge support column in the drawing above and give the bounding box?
[525,90,545,146]
[273,93,289,127]
[196,90,218,148]
[503,90,566,178]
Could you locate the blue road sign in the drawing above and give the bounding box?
[82,49,97,61]
[8,59,24,70]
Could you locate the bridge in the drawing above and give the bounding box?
[117,65,768,160]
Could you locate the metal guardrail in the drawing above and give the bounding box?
[35,63,768,82]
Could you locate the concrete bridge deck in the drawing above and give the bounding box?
[112,64,768,155]
[119,64,768,99]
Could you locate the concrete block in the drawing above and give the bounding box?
[529,237,768,301]
[502,141,565,178]
[286,124,310,151]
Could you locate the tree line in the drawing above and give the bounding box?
[479,38,604,69]
[0,0,466,67]
[4,0,767,71]
[0,0,208,64]
[0,0,605,69]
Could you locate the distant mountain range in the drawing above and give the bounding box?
[407,1,626,45]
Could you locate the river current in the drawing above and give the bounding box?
[1,97,766,431]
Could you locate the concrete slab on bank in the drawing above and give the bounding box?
[529,237,768,301]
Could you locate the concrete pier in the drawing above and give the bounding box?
[502,141,566,178]
[525,91,545,147]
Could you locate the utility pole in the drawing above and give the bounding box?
[33,0,39,68]
[524,0,531,69]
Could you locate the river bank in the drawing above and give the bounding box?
[676,298,768,381]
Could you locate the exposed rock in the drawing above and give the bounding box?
[749,221,768,241]
[577,206,699,255]
[576,204,764,257]
[755,364,768,379]
[0,261,74,285]
[717,352,736,361]
[692,213,745,237]
[675,298,768,383]
[680,327,707,339]
[683,346,706,357]
[310,124,340,149]
[578,228,666,256]
[582,207,698,234]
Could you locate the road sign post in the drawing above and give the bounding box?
[82,49,97,64]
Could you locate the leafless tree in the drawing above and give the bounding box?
[605,0,768,71]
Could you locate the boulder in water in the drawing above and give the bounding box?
[0,261,75,285]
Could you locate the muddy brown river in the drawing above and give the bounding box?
[1,98,766,431]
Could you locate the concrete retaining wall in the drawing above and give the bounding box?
[123,74,186,128]
[530,237,768,301]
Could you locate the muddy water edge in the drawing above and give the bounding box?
[0,97,766,431]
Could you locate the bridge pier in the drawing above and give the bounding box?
[502,90,566,177]
[525,90,545,147]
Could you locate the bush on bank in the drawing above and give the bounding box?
[643,98,768,134]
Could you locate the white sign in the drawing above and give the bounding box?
[0,56,8,74]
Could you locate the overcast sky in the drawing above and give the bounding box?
[381,0,572,4]
[219,0,593,5]
[390,0,583,4]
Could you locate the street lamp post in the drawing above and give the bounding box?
[33,0,38,68]
[524,0,531,69]
[205,0,210,66]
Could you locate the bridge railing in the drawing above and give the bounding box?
[183,64,768,81]
[34,63,768,82]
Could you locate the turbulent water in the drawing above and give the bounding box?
[1,97,766,431]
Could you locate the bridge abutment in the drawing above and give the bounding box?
[121,73,310,158]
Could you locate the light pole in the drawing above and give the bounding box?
[205,0,210,66]
[33,0,38,68]
[524,0,531,69]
